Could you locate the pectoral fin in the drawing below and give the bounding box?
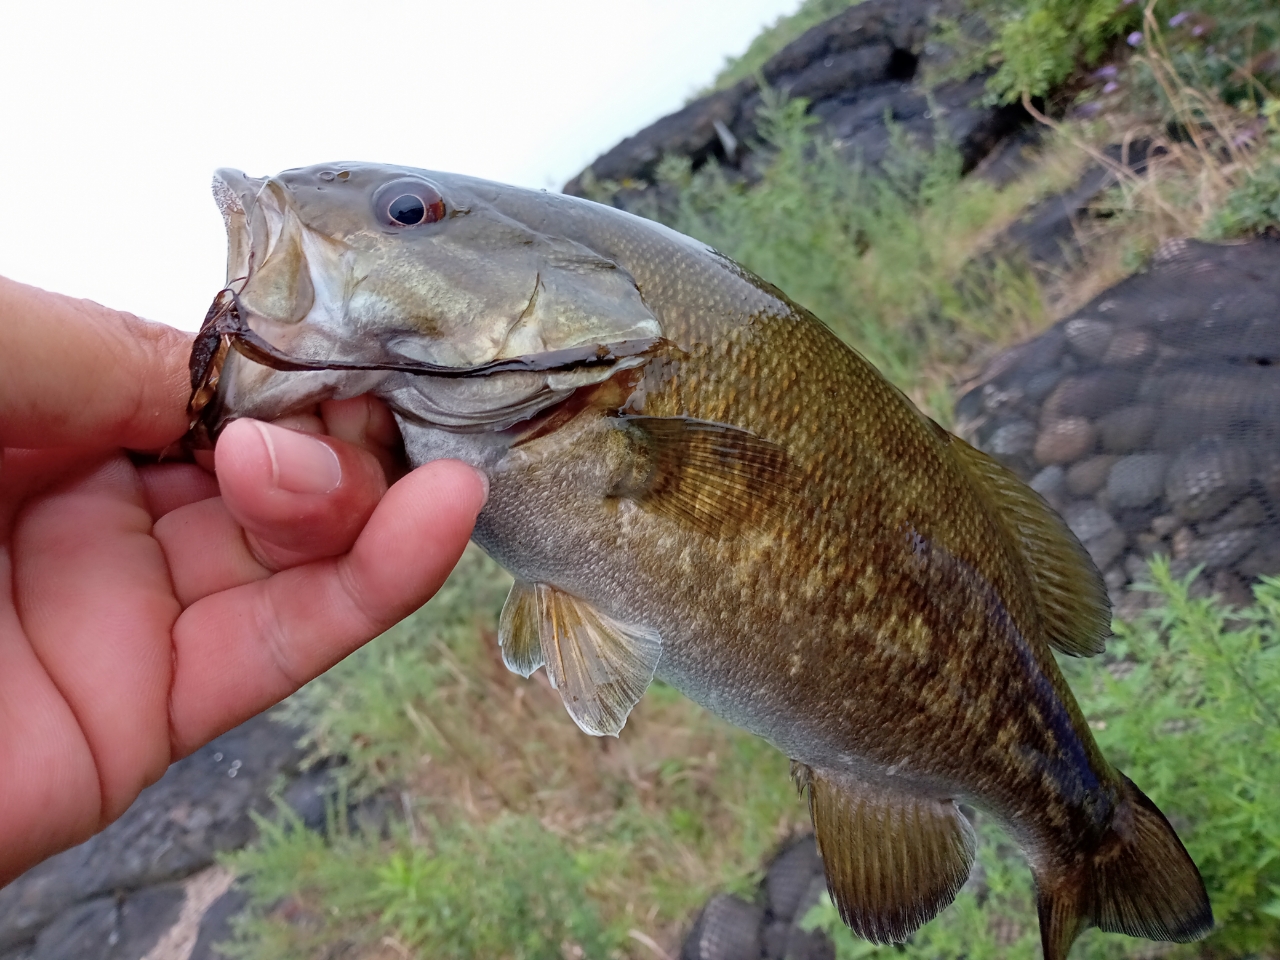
[612,415,795,539]
[792,763,977,945]
[497,580,661,737]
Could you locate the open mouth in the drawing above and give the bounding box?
[184,284,665,447]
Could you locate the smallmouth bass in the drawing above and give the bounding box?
[188,163,1212,958]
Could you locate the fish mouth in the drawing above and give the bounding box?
[184,283,665,446]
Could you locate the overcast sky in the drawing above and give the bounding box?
[0,0,801,330]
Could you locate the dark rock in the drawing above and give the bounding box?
[1025,368,1064,403]
[1211,570,1254,608]
[987,420,1037,460]
[1063,502,1117,544]
[1101,329,1155,368]
[0,714,303,952]
[1085,527,1127,571]
[980,382,1025,414]
[281,766,339,834]
[29,897,116,960]
[783,924,837,960]
[793,875,830,930]
[189,887,250,960]
[1097,404,1157,454]
[996,140,1156,271]
[1063,318,1114,361]
[19,889,180,960]
[783,43,896,104]
[1066,455,1117,497]
[566,0,1031,202]
[1197,496,1268,535]
[1239,537,1280,579]
[1029,465,1066,507]
[1035,418,1096,465]
[114,885,186,960]
[764,836,822,923]
[1107,454,1169,509]
[682,894,763,960]
[1165,440,1254,521]
[762,920,791,960]
[1104,565,1128,593]
[1041,370,1140,421]
[1185,529,1259,571]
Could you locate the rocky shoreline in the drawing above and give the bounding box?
[0,715,317,960]
[956,236,1280,616]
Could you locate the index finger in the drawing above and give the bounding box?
[0,276,194,450]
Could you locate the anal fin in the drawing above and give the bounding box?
[497,580,662,737]
[792,763,977,944]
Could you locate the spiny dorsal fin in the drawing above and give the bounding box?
[948,436,1110,657]
[612,415,795,539]
[497,580,546,678]
[793,763,977,945]
[510,582,662,737]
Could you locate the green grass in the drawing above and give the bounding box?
[806,560,1280,960]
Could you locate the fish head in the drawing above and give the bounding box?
[190,162,662,444]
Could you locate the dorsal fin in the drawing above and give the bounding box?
[498,581,662,737]
[793,763,977,944]
[948,436,1111,657]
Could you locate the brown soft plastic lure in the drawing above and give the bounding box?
[189,162,1213,959]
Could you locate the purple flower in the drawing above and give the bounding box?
[1169,11,1190,27]
[1103,81,1119,94]
[1094,64,1119,79]
[1191,23,1206,36]
[1074,102,1104,119]
[1127,31,1144,46]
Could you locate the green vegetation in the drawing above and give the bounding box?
[807,561,1280,959]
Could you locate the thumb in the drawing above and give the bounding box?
[215,419,391,570]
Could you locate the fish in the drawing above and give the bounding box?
[188,162,1213,959]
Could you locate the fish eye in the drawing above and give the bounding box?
[373,178,446,228]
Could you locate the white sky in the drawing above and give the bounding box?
[0,0,801,330]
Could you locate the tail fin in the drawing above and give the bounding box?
[1036,775,1213,960]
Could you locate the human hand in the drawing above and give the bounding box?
[0,277,486,885]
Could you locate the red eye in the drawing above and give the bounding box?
[373,178,446,227]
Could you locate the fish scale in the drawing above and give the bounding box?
[189,161,1213,959]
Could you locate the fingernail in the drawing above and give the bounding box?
[253,421,342,494]
[471,466,490,505]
